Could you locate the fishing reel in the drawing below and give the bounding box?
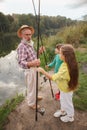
[37,107,45,116]
[43,76,47,82]
[41,76,47,84]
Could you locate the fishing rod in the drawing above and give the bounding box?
[34,0,45,121]
[32,0,54,99]
[35,0,40,121]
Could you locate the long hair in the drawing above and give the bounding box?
[61,44,79,90]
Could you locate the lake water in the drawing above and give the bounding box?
[0,50,26,106]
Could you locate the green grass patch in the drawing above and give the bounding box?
[75,50,87,63]
[73,67,87,111]
[73,48,87,111]
[0,94,24,130]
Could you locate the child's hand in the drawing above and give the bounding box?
[37,67,45,73]
[45,65,48,69]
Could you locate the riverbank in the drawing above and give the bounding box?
[5,80,87,130]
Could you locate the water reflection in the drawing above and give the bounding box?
[0,50,26,106]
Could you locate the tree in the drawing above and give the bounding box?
[0,12,10,32]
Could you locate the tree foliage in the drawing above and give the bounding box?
[0,12,87,57]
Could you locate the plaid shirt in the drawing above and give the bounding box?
[17,40,37,69]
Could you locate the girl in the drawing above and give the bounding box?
[46,44,63,100]
[37,44,79,122]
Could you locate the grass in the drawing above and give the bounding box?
[75,50,87,63]
[74,71,87,111]
[0,94,24,130]
[73,48,87,111]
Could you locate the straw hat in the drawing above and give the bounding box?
[17,25,34,38]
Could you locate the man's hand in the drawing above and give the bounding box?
[39,46,45,54]
[33,59,40,67]
[27,59,40,67]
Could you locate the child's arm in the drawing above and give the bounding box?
[47,56,56,68]
[37,67,52,80]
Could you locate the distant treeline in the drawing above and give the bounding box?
[0,12,87,57]
[0,12,77,34]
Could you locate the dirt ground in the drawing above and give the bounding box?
[5,76,87,130]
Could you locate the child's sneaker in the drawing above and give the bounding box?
[53,110,66,117]
[60,115,74,122]
[55,92,60,100]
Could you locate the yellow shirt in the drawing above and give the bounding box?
[52,62,71,92]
